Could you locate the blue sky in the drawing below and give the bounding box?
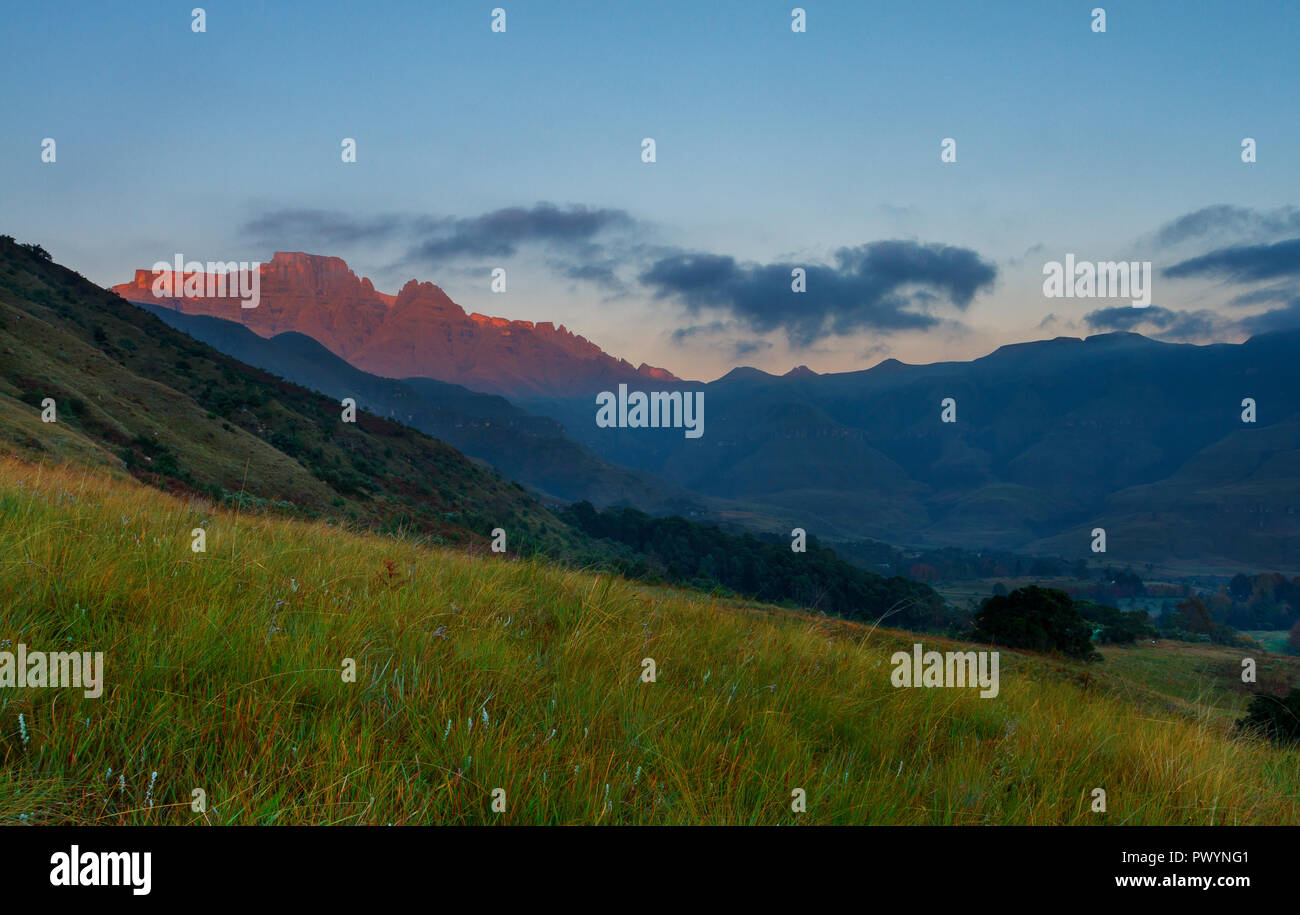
[3,0,1298,379]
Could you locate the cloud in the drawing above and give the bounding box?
[244,204,640,289]
[1164,236,1300,283]
[732,339,773,358]
[403,203,634,266]
[1143,211,1300,335]
[670,321,731,344]
[1228,283,1300,307]
[244,209,409,246]
[1153,205,1300,249]
[1239,301,1300,334]
[1007,242,1046,268]
[1225,283,1300,334]
[1083,305,1224,338]
[642,240,996,347]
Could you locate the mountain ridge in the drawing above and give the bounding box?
[112,251,680,398]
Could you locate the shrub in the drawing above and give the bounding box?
[972,585,1097,659]
[1238,689,1300,745]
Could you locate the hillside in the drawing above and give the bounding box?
[112,252,680,398]
[0,237,575,553]
[525,332,1300,570]
[136,303,702,513]
[2,457,1297,825]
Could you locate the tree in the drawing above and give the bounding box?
[1076,600,1156,644]
[1288,620,1300,656]
[1229,573,1252,600]
[971,585,1097,659]
[1172,597,1215,634]
[1238,688,1300,745]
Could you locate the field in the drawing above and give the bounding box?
[2,457,1298,825]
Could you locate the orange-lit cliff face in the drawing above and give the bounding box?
[111,252,680,398]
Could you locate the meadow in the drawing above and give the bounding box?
[2,457,1297,825]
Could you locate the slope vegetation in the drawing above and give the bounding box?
[1,458,1296,825]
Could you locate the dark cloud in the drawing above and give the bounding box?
[642,240,996,347]
[245,209,409,246]
[1150,215,1300,336]
[1239,301,1300,334]
[732,339,773,358]
[670,321,731,344]
[1164,236,1300,283]
[405,204,634,265]
[1153,205,1300,249]
[1227,283,1300,334]
[245,204,639,287]
[553,257,630,293]
[1084,305,1224,339]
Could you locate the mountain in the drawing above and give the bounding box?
[521,332,1300,571]
[112,252,680,398]
[0,237,576,553]
[136,302,703,513]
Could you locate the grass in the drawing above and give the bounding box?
[2,456,1298,825]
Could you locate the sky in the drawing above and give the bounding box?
[3,0,1299,381]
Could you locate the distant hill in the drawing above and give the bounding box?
[137,303,703,513]
[0,237,575,553]
[112,252,680,398]
[523,332,1300,571]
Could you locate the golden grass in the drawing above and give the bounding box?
[1,457,1296,824]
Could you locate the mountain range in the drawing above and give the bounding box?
[135,302,702,514]
[112,252,678,398]
[110,249,1300,572]
[524,332,1300,572]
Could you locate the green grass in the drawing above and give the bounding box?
[2,457,1298,825]
[1243,630,1293,654]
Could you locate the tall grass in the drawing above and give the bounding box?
[1,457,1296,824]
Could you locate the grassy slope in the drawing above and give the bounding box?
[2,458,1296,825]
[0,238,575,553]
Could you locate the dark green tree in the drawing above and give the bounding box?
[1237,689,1300,745]
[971,585,1096,659]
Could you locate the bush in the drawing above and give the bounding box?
[972,585,1097,659]
[1238,689,1300,745]
[1076,600,1157,644]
